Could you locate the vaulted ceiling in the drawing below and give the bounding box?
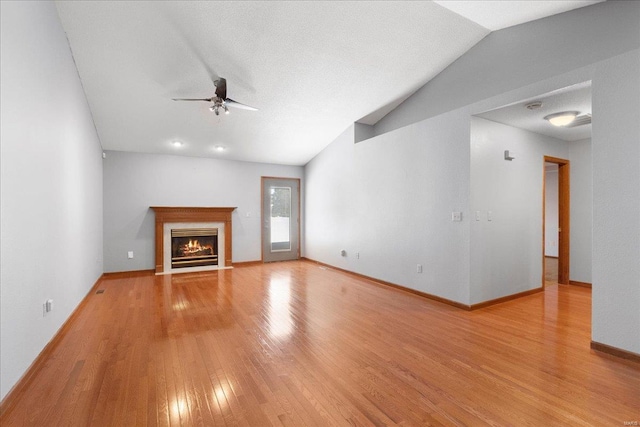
[55,1,603,165]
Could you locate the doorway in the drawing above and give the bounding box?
[262,177,300,262]
[543,156,570,285]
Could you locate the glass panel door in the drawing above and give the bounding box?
[262,178,300,262]
[270,187,291,251]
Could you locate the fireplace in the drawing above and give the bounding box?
[151,207,236,274]
[171,228,218,269]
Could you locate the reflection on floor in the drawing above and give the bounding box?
[545,256,559,285]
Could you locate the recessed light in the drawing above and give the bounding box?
[544,111,579,127]
[214,145,226,152]
[172,141,183,147]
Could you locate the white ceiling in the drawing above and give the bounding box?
[55,1,601,166]
[476,82,592,142]
[434,0,604,31]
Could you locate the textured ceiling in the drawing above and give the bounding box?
[476,82,592,142]
[55,1,600,165]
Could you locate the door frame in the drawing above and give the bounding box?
[543,156,570,285]
[261,176,301,262]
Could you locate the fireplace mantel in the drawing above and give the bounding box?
[151,207,236,274]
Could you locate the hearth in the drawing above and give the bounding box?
[171,228,218,269]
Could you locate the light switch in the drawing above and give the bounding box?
[475,211,481,221]
[127,251,134,259]
[488,211,493,221]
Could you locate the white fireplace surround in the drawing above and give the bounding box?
[161,222,230,274]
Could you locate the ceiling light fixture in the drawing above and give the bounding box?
[209,101,230,116]
[214,145,226,152]
[172,141,183,147]
[544,111,579,127]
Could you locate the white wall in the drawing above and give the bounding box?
[103,150,304,272]
[591,50,640,354]
[306,118,471,304]
[306,89,597,307]
[0,1,104,400]
[470,121,592,303]
[569,138,592,283]
[470,118,573,303]
[545,168,559,257]
[305,1,639,354]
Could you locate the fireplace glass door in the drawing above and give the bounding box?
[171,228,218,268]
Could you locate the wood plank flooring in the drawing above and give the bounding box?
[544,256,558,285]
[1,260,639,426]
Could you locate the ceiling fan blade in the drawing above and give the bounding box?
[172,98,213,102]
[214,78,227,100]
[226,98,258,111]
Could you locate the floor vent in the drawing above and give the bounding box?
[96,289,105,294]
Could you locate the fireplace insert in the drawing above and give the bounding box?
[171,228,218,269]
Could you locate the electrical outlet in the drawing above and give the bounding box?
[43,299,53,316]
[356,252,360,259]
[452,212,462,222]
[417,264,423,273]
[127,251,134,259]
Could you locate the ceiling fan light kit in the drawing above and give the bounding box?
[209,104,229,116]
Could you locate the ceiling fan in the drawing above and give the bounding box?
[173,78,258,116]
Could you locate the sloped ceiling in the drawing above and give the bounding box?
[434,0,603,31]
[55,1,602,165]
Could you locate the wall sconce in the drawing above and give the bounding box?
[504,150,515,161]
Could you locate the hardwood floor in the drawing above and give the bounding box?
[2,261,639,426]
[544,256,558,285]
